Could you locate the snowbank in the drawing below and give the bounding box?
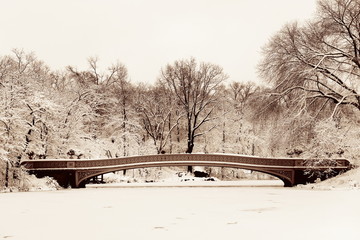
[299,167,360,190]
[22,175,61,192]
[0,174,61,193]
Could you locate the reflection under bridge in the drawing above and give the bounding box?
[20,153,351,188]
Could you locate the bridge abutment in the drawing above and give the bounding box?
[293,169,348,186]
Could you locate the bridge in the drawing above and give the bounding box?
[20,153,351,188]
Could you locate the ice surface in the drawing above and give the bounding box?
[1,182,359,240]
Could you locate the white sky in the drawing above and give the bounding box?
[0,0,317,84]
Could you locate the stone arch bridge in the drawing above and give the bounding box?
[21,153,351,188]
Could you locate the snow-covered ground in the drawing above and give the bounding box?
[1,180,359,240]
[87,179,284,188]
[301,167,360,190]
[1,167,360,239]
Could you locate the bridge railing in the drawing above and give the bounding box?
[21,154,351,170]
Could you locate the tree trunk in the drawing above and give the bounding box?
[222,120,226,153]
[186,139,194,173]
[168,113,173,154]
[5,161,9,188]
[186,141,194,153]
[122,102,127,175]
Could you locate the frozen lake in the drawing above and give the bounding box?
[1,181,359,240]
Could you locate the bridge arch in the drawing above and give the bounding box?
[76,161,292,187]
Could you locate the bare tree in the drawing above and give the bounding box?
[136,84,181,154]
[66,65,97,88]
[106,63,135,157]
[259,0,360,117]
[88,56,102,85]
[229,81,259,114]
[159,58,228,158]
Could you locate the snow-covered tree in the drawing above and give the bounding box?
[259,0,360,116]
[135,84,181,154]
[159,58,228,154]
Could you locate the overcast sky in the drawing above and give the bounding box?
[0,0,317,84]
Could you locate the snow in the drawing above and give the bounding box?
[1,166,360,239]
[1,180,360,240]
[300,167,360,190]
[88,180,284,188]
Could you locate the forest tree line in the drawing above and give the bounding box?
[1,0,359,188]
